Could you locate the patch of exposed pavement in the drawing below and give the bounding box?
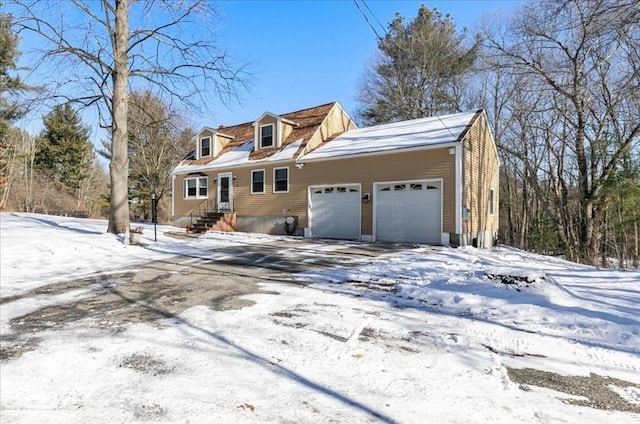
[508,367,640,413]
[0,240,406,362]
[118,352,175,376]
[6,240,637,415]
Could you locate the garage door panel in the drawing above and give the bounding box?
[310,185,360,240]
[376,181,441,244]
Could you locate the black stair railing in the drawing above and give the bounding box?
[188,198,215,227]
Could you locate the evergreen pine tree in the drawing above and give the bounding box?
[355,5,480,125]
[0,13,25,139]
[35,104,93,193]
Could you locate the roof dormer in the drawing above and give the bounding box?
[253,112,298,151]
[196,126,235,159]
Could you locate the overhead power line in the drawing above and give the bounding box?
[361,0,387,35]
[353,0,385,42]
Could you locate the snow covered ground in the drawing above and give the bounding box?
[1,212,639,423]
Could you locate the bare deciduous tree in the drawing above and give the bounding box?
[127,89,194,221]
[483,0,640,265]
[14,0,250,235]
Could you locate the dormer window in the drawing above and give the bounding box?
[260,124,274,149]
[253,112,298,152]
[200,137,211,157]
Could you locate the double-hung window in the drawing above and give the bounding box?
[260,124,274,148]
[184,176,208,199]
[273,167,289,193]
[251,169,265,194]
[200,137,211,157]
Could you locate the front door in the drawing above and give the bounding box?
[217,172,233,212]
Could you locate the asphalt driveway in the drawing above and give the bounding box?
[1,239,410,362]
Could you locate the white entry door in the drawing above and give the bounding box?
[309,185,361,240]
[217,172,233,212]
[375,180,442,244]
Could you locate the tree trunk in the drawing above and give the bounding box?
[27,135,35,212]
[107,0,130,235]
[0,142,16,210]
[634,220,639,269]
[581,199,602,266]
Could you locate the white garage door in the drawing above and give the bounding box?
[310,185,361,240]
[375,181,442,244]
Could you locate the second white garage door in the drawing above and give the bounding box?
[309,185,361,240]
[375,180,442,244]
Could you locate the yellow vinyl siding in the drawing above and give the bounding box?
[299,148,455,234]
[304,103,357,154]
[257,115,278,148]
[174,147,455,236]
[175,174,212,214]
[198,129,214,158]
[282,122,294,142]
[463,113,499,234]
[175,104,358,222]
[215,133,233,155]
[236,163,306,217]
[174,163,307,220]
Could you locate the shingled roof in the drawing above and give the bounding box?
[174,102,337,173]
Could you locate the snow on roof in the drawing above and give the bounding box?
[301,110,478,162]
[172,140,303,174]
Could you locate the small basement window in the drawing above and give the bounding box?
[273,167,289,193]
[200,137,211,157]
[184,176,208,199]
[251,169,265,194]
[260,124,274,149]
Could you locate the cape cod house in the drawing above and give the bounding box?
[171,101,499,247]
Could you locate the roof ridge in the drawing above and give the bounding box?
[340,110,478,135]
[213,102,338,130]
[282,101,336,117]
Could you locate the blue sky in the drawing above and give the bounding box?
[209,0,520,129]
[13,0,522,143]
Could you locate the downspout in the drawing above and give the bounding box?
[171,174,176,218]
[495,149,500,246]
[461,138,467,245]
[454,141,464,244]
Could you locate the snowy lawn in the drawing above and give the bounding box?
[1,212,639,423]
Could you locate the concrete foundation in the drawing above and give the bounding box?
[235,215,302,236]
[450,230,498,248]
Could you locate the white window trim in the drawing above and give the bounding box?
[259,123,274,149]
[184,176,208,199]
[273,166,289,193]
[251,169,266,194]
[200,137,212,158]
